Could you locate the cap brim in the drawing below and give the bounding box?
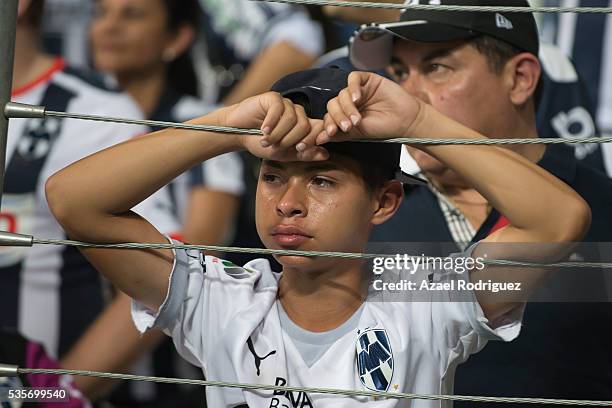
[398,170,428,186]
[350,21,474,71]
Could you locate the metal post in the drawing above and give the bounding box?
[0,0,19,208]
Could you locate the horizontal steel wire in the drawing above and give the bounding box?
[32,237,612,269]
[255,0,612,13]
[16,367,612,405]
[14,105,612,145]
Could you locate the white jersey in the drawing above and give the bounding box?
[133,243,522,408]
[0,59,174,358]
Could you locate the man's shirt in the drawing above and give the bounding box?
[132,242,521,408]
[413,177,477,250]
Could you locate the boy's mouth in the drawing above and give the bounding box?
[270,225,313,247]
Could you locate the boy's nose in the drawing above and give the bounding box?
[276,183,307,218]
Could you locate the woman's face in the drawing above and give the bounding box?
[90,0,174,76]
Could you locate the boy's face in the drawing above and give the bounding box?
[255,155,392,272]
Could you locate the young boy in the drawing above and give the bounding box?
[46,68,590,407]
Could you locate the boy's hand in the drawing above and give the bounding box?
[223,92,328,161]
[318,72,424,145]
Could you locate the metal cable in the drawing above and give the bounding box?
[5,103,612,145]
[255,0,612,13]
[16,367,612,405]
[31,237,612,269]
[30,109,612,146]
[364,137,612,145]
[45,110,262,135]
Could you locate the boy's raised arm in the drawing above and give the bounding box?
[321,71,592,321]
[46,92,325,311]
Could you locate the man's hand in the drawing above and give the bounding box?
[317,72,424,145]
[223,91,328,162]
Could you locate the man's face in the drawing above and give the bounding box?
[389,39,513,175]
[255,156,377,272]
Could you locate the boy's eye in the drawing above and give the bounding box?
[425,63,450,76]
[311,177,335,188]
[262,174,281,184]
[427,63,441,73]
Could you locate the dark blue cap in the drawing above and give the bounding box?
[271,68,427,186]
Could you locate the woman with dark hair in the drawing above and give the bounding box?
[90,0,244,252]
[91,0,200,110]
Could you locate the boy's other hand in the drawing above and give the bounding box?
[224,92,328,162]
[318,72,424,144]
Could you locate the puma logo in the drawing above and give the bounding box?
[247,337,276,376]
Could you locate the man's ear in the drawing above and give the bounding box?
[506,52,541,106]
[371,180,404,226]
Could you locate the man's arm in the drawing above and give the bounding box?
[319,71,591,320]
[46,93,325,311]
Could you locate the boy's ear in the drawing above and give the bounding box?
[371,180,404,226]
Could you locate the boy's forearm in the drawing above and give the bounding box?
[410,106,590,322]
[46,107,243,239]
[46,108,245,308]
[411,104,590,243]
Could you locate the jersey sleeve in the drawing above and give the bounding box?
[428,245,524,370]
[131,239,268,370]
